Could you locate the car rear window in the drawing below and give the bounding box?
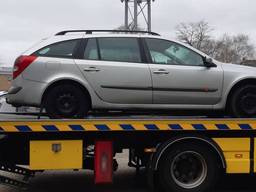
[33,39,80,58]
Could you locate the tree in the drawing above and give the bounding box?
[176,20,212,51]
[230,34,255,63]
[175,21,255,64]
[208,34,255,63]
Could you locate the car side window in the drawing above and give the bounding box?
[84,38,99,60]
[34,39,80,58]
[145,38,204,66]
[97,37,142,63]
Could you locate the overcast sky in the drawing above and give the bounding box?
[0,0,255,66]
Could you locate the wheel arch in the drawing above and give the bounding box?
[41,79,92,108]
[153,135,226,171]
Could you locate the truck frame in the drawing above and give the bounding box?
[0,117,255,191]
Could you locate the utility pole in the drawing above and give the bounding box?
[121,0,155,32]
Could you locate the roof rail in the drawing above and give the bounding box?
[55,30,160,36]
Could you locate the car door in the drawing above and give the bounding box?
[75,37,152,104]
[144,38,223,105]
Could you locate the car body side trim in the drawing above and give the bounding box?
[154,88,218,92]
[101,85,152,91]
[101,85,218,93]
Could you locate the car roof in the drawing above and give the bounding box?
[22,31,209,59]
[23,33,161,55]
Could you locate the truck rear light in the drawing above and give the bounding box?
[94,141,113,184]
[13,55,37,79]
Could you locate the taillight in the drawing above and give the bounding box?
[13,55,37,79]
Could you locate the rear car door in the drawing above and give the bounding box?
[144,38,223,105]
[75,37,152,104]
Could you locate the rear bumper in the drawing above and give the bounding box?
[8,86,22,95]
[0,91,8,97]
[6,86,23,106]
[6,79,47,107]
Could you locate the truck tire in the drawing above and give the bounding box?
[45,84,90,119]
[158,142,220,192]
[230,84,256,118]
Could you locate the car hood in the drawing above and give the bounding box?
[221,62,256,75]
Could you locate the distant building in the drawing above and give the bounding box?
[241,60,256,67]
[0,66,12,91]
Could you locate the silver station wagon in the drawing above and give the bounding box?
[6,30,256,118]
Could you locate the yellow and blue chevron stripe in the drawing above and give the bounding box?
[0,119,256,132]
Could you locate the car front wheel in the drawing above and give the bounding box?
[230,84,256,118]
[44,84,90,119]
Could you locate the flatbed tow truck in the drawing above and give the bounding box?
[0,91,254,191]
[0,107,255,192]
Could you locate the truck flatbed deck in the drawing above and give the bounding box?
[0,118,256,132]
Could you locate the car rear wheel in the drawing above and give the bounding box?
[44,84,90,119]
[230,85,256,118]
[158,143,220,192]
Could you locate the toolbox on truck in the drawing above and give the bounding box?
[30,140,83,170]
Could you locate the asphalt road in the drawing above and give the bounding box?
[0,152,256,192]
[0,113,256,192]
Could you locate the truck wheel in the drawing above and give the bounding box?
[230,84,256,118]
[158,143,220,192]
[45,84,90,119]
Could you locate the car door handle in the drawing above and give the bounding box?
[83,67,100,72]
[153,69,170,75]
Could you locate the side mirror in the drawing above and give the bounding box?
[204,57,217,68]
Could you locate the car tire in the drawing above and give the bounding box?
[230,84,256,118]
[157,143,220,192]
[44,84,90,119]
